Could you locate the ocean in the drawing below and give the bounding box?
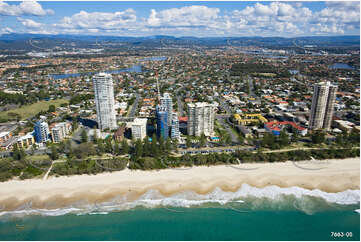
[0,185,359,241]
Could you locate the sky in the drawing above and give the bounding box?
[0,1,360,37]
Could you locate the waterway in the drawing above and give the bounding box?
[329,63,355,70]
[49,65,143,80]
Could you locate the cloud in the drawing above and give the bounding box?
[55,9,136,30]
[1,27,14,34]
[0,0,54,16]
[146,5,220,28]
[309,1,359,34]
[3,3,359,37]
[18,17,43,28]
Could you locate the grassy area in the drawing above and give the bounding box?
[252,73,277,77]
[27,154,51,162]
[0,99,68,121]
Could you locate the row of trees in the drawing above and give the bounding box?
[128,147,360,170]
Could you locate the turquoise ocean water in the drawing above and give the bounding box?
[0,208,359,241]
[0,185,359,241]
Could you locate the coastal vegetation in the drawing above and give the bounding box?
[128,148,360,170]
[0,139,359,181]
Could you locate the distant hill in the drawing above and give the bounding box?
[0,33,359,51]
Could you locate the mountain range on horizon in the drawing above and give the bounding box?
[0,33,359,51]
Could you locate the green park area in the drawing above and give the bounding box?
[0,99,68,122]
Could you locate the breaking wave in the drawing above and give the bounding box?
[0,184,359,218]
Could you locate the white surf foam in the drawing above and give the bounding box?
[0,184,359,218]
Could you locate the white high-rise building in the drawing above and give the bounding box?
[51,122,71,143]
[131,118,147,140]
[160,92,173,126]
[187,102,218,137]
[51,127,63,143]
[309,81,338,130]
[93,73,117,130]
[171,112,180,139]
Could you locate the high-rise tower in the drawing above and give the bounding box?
[93,73,117,130]
[171,112,180,139]
[309,81,338,130]
[34,120,49,143]
[160,93,173,127]
[187,102,217,136]
[156,104,169,139]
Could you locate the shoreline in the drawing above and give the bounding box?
[0,157,359,211]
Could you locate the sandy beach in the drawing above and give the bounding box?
[0,157,359,211]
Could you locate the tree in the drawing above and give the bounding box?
[172,139,178,152]
[143,136,151,157]
[199,133,206,147]
[97,139,105,154]
[279,130,289,147]
[262,133,276,149]
[80,129,88,143]
[291,130,299,143]
[134,139,143,158]
[114,142,121,155]
[224,134,232,145]
[105,137,113,153]
[72,117,78,132]
[121,139,130,154]
[311,131,325,144]
[48,105,56,113]
[186,135,192,148]
[50,145,59,160]
[12,144,26,161]
[165,138,172,153]
[151,134,158,157]
[93,127,98,144]
[159,136,165,152]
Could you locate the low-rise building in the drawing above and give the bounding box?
[17,132,35,148]
[333,120,355,133]
[131,118,147,140]
[264,121,307,136]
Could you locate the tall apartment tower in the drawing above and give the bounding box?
[34,121,49,143]
[93,73,117,131]
[170,112,180,139]
[187,102,217,136]
[160,93,173,127]
[309,81,338,130]
[156,105,169,139]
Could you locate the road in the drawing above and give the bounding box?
[247,75,255,97]
[216,96,232,114]
[128,93,140,117]
[71,125,89,145]
[0,146,49,158]
[179,145,255,155]
[176,87,184,116]
[216,116,239,144]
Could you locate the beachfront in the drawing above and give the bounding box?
[0,157,359,211]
